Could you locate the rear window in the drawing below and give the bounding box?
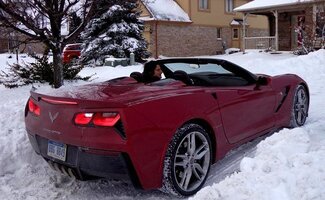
[64,44,82,51]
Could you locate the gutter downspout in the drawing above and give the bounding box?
[189,0,192,19]
[155,21,158,58]
[243,13,248,53]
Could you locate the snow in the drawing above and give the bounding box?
[142,0,191,22]
[1,49,325,199]
[235,0,313,12]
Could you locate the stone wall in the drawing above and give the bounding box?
[149,23,226,57]
[147,22,269,57]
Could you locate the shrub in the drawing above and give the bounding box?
[0,54,90,88]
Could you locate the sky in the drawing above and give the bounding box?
[0,49,324,199]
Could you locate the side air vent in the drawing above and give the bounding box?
[114,120,126,139]
[275,86,290,112]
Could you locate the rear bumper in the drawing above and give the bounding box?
[27,132,141,188]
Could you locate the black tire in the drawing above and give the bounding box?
[161,123,212,197]
[289,84,309,127]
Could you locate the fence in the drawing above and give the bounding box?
[244,36,276,50]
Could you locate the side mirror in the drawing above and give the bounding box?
[256,76,269,86]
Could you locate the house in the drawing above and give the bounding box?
[235,0,325,51]
[0,14,70,54]
[139,0,269,57]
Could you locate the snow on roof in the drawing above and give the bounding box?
[234,0,314,12]
[230,19,249,26]
[141,0,191,22]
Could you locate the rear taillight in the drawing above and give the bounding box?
[74,113,93,125]
[93,113,121,127]
[28,99,41,116]
[74,112,120,127]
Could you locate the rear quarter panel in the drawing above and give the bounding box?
[122,89,227,189]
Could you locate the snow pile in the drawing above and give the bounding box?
[192,128,325,200]
[142,0,191,22]
[0,50,325,199]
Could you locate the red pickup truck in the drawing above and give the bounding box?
[62,43,82,63]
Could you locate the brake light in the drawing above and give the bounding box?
[74,112,120,127]
[28,99,41,116]
[42,97,78,105]
[74,113,93,125]
[93,113,120,127]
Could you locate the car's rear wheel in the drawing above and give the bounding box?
[290,84,309,127]
[161,123,212,197]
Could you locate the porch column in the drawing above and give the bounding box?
[242,13,248,53]
[272,10,279,51]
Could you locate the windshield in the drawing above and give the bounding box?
[164,62,233,75]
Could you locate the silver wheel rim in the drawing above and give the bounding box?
[294,87,308,125]
[173,131,210,192]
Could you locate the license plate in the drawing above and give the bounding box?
[47,140,67,161]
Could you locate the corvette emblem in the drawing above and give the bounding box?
[49,112,59,123]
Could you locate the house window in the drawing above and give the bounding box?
[199,0,209,10]
[225,0,234,13]
[233,28,239,39]
[216,28,221,39]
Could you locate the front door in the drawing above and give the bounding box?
[231,28,240,49]
[216,84,276,144]
[291,15,305,49]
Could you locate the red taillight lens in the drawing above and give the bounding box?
[93,113,120,127]
[28,99,41,116]
[74,113,94,125]
[74,112,120,127]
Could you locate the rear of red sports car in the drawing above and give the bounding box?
[24,79,221,192]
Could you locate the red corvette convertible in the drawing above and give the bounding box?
[25,58,309,196]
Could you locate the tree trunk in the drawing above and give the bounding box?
[52,46,63,88]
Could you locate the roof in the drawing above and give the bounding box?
[234,0,315,12]
[141,0,191,22]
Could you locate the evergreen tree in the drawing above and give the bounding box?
[80,0,150,65]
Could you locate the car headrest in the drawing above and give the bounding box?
[173,70,193,85]
[130,72,143,82]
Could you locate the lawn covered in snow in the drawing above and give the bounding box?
[0,50,324,200]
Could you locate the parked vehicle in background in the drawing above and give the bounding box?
[62,43,82,63]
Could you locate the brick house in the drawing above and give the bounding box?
[235,0,325,51]
[0,16,69,54]
[139,0,269,57]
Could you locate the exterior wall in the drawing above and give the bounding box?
[148,22,224,57]
[175,0,190,16]
[0,28,46,54]
[138,1,151,17]
[140,0,270,57]
[176,0,268,29]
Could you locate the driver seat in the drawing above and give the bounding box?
[173,70,193,85]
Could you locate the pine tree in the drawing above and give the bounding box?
[80,0,150,65]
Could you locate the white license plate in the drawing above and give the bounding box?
[47,140,67,161]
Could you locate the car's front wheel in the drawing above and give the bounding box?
[290,84,309,127]
[161,123,212,197]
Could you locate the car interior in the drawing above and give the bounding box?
[130,59,258,87]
